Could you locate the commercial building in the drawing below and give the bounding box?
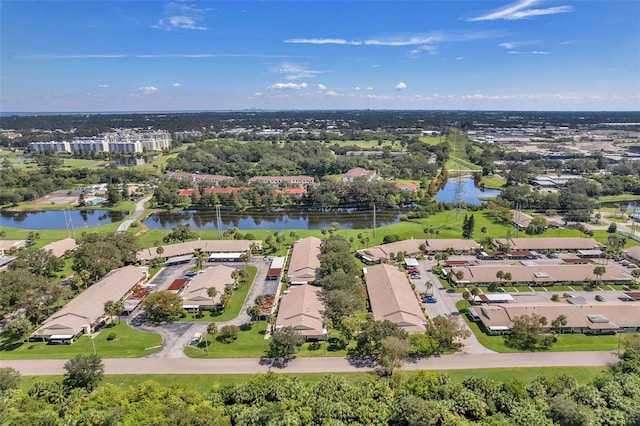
[275,284,326,341]
[287,237,322,285]
[363,264,427,333]
[32,265,147,342]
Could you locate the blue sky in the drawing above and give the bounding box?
[1,0,639,112]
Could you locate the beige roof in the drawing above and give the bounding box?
[34,265,147,338]
[136,240,261,261]
[512,210,533,228]
[493,237,601,251]
[0,240,28,254]
[42,238,78,257]
[357,238,480,263]
[276,284,325,338]
[476,302,640,331]
[363,264,426,333]
[624,246,640,261]
[181,265,236,308]
[450,264,631,285]
[288,237,322,284]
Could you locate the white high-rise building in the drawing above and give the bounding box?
[28,141,71,153]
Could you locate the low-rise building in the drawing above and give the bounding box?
[248,175,315,187]
[363,264,427,333]
[275,284,326,341]
[470,302,640,335]
[32,265,147,342]
[181,265,236,311]
[136,240,261,262]
[287,237,322,285]
[0,240,28,256]
[493,237,601,252]
[341,167,377,182]
[357,238,481,263]
[41,238,78,258]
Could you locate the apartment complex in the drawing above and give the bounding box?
[29,129,172,154]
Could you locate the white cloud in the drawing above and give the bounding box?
[353,87,361,91]
[366,87,374,91]
[508,50,550,55]
[456,57,464,60]
[532,51,549,54]
[172,82,182,87]
[98,84,110,88]
[138,86,159,94]
[155,3,208,31]
[468,0,573,21]
[316,84,327,91]
[499,42,518,49]
[269,82,308,90]
[274,62,324,80]
[395,82,407,90]
[326,90,338,96]
[284,38,361,45]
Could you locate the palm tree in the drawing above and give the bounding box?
[503,272,513,287]
[425,280,433,296]
[231,269,240,287]
[631,268,640,282]
[496,270,505,285]
[207,287,218,309]
[246,304,261,321]
[551,315,567,333]
[470,286,481,298]
[239,251,251,273]
[462,290,472,308]
[593,265,606,285]
[455,270,464,283]
[104,300,117,325]
[156,246,164,257]
[194,250,205,270]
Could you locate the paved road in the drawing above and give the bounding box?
[117,194,152,232]
[3,350,619,376]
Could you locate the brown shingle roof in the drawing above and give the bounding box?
[364,264,426,333]
[493,237,601,251]
[276,284,325,339]
[288,237,322,284]
[181,265,236,308]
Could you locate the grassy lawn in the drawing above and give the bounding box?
[598,194,640,203]
[179,266,257,322]
[185,320,270,358]
[481,175,506,189]
[514,286,533,292]
[533,287,548,292]
[20,366,605,393]
[419,136,443,146]
[456,301,638,353]
[0,322,162,360]
[445,156,482,171]
[59,158,109,169]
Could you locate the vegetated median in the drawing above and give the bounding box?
[0,322,162,360]
[455,300,636,353]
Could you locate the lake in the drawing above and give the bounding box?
[436,177,500,205]
[0,209,128,230]
[144,208,406,231]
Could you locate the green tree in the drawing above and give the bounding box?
[105,184,122,206]
[207,322,218,338]
[269,326,305,360]
[427,314,471,352]
[593,265,606,285]
[462,290,472,308]
[6,317,32,342]
[247,304,261,320]
[505,314,555,350]
[354,320,408,358]
[206,287,218,308]
[378,335,411,376]
[526,217,548,235]
[0,367,21,392]
[63,353,104,392]
[194,250,205,270]
[104,300,122,325]
[219,325,240,343]
[239,251,251,273]
[551,314,568,333]
[141,291,183,323]
[8,248,64,277]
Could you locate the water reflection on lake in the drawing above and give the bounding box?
[0,209,127,230]
[144,208,406,231]
[435,177,500,205]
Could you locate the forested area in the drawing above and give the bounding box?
[1,339,639,425]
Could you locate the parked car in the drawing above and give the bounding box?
[406,268,420,274]
[595,294,605,302]
[547,253,558,259]
[423,295,437,303]
[410,274,421,279]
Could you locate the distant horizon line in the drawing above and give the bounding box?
[2,108,639,117]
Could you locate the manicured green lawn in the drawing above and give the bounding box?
[456,301,638,353]
[20,366,605,393]
[480,175,506,189]
[0,322,162,360]
[185,320,270,358]
[179,266,257,322]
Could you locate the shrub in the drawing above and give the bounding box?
[106,332,118,341]
[551,294,560,302]
[181,310,188,318]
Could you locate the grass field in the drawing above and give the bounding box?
[20,365,607,393]
[0,322,162,360]
[481,175,507,189]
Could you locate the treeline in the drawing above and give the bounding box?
[0,163,151,206]
[164,139,442,181]
[2,339,639,425]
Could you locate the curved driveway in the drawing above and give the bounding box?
[3,350,619,376]
[117,194,152,232]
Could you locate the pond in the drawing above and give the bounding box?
[144,208,407,231]
[435,177,500,205]
[0,209,128,230]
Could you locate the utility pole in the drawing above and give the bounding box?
[515,203,521,237]
[373,204,377,239]
[215,205,222,239]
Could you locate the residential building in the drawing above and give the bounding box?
[357,238,481,263]
[248,175,315,187]
[493,237,601,252]
[275,284,326,340]
[363,264,427,333]
[0,240,28,256]
[32,265,147,342]
[166,171,234,185]
[341,167,377,182]
[41,238,78,258]
[28,141,71,153]
[136,240,261,262]
[287,236,322,285]
[181,265,236,311]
